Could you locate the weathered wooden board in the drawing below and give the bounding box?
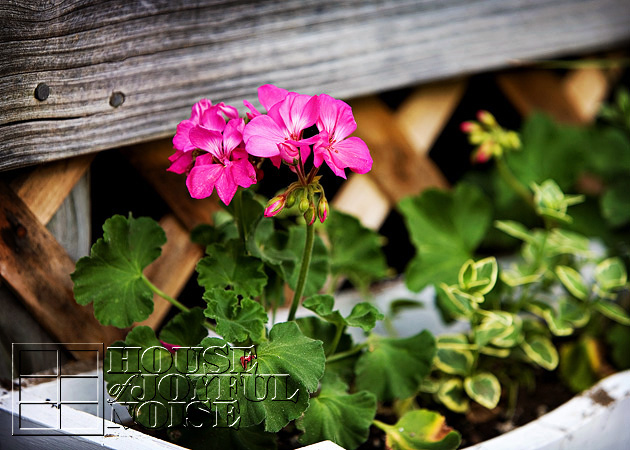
[1,0,629,170]
[0,182,125,355]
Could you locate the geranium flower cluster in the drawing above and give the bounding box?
[168,85,373,223]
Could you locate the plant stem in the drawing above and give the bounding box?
[142,274,216,331]
[234,188,246,241]
[496,156,533,207]
[326,343,367,363]
[143,274,190,313]
[287,222,315,321]
[327,325,345,356]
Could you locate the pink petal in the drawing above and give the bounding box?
[198,106,227,132]
[167,150,193,174]
[160,340,181,354]
[243,99,261,119]
[331,137,373,174]
[317,94,357,141]
[223,118,245,155]
[190,99,213,123]
[186,164,223,199]
[173,120,196,152]
[229,158,257,189]
[243,115,285,157]
[317,149,347,179]
[215,102,239,120]
[278,93,319,136]
[214,168,238,205]
[189,126,223,158]
[258,84,289,111]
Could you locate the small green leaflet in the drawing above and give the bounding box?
[437,378,469,413]
[296,372,377,449]
[435,335,474,376]
[72,214,166,328]
[374,409,461,450]
[197,240,267,298]
[203,289,268,344]
[555,266,589,300]
[302,294,384,332]
[464,372,501,410]
[355,330,436,401]
[159,307,208,347]
[521,335,558,370]
[192,322,325,432]
[399,183,492,292]
[325,210,389,291]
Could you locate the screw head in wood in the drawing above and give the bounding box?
[109,91,125,108]
[34,83,50,101]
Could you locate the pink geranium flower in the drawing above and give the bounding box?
[312,94,372,179]
[244,90,319,167]
[168,100,239,174]
[186,118,257,204]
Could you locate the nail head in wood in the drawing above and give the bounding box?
[109,91,125,108]
[34,83,50,101]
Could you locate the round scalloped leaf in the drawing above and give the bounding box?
[72,214,166,328]
[464,372,501,410]
[356,331,436,402]
[296,372,377,449]
[203,289,268,344]
[159,307,208,347]
[374,409,461,450]
[437,378,469,413]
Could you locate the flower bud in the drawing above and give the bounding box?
[477,110,497,127]
[286,189,298,208]
[460,121,481,133]
[264,195,285,217]
[304,206,316,226]
[298,195,311,214]
[317,196,329,223]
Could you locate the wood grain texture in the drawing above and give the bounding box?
[0,182,125,356]
[350,96,449,203]
[9,155,93,225]
[562,68,611,123]
[137,214,203,330]
[122,141,221,230]
[333,174,391,231]
[1,0,630,170]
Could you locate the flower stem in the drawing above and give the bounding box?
[234,189,246,241]
[496,156,533,207]
[287,222,315,321]
[327,324,345,357]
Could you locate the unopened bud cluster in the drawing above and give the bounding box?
[264,177,329,224]
[461,110,521,163]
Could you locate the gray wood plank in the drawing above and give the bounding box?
[1,0,629,170]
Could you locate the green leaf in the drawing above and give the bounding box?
[559,337,601,392]
[531,179,583,223]
[72,214,166,328]
[435,335,474,376]
[556,266,589,300]
[464,372,501,409]
[296,372,377,449]
[594,257,628,294]
[606,324,630,369]
[500,262,545,287]
[494,220,533,243]
[521,335,559,370]
[399,183,492,291]
[197,241,267,298]
[223,189,266,240]
[491,315,523,348]
[546,229,592,257]
[593,300,630,325]
[246,218,291,267]
[356,331,436,401]
[105,326,191,428]
[436,284,476,318]
[326,209,389,291]
[281,225,329,297]
[193,321,325,432]
[474,311,513,347]
[437,378,469,413]
[374,409,461,450]
[303,294,384,332]
[159,307,208,347]
[601,179,630,227]
[203,289,268,344]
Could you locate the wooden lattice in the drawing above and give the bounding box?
[0,65,619,358]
